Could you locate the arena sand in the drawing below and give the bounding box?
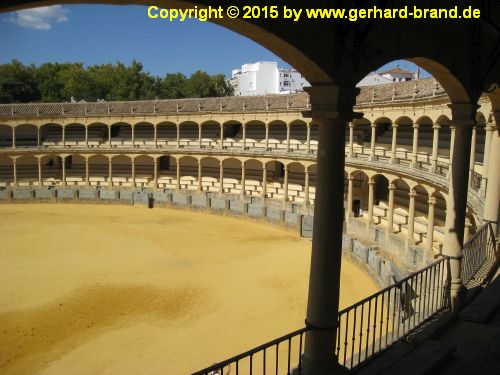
[0,204,377,374]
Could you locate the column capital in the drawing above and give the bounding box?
[368,178,376,185]
[348,122,355,128]
[412,123,420,129]
[448,102,479,127]
[409,189,417,198]
[389,183,397,190]
[428,196,437,205]
[303,84,362,121]
[370,123,377,128]
[219,160,224,167]
[432,123,441,129]
[392,123,399,129]
[485,122,497,132]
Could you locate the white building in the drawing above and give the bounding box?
[230,61,309,96]
[356,65,417,87]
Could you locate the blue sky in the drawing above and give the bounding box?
[0,4,425,78]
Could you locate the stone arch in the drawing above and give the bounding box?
[40,123,63,145]
[200,120,220,146]
[156,121,177,146]
[179,121,199,145]
[110,122,132,145]
[374,174,389,205]
[267,120,287,146]
[14,124,38,147]
[88,154,109,184]
[87,122,108,145]
[65,123,86,144]
[415,116,434,158]
[289,119,308,149]
[244,120,266,146]
[16,154,37,184]
[65,154,86,181]
[0,124,12,148]
[134,122,155,144]
[111,155,132,183]
[350,118,371,147]
[178,155,198,191]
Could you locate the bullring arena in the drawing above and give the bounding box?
[0,78,499,374]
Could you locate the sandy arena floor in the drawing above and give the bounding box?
[0,204,377,375]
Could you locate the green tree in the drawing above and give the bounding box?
[0,60,39,103]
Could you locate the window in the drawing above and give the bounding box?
[283,81,291,86]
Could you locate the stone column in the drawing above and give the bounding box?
[62,126,66,148]
[369,123,377,161]
[286,123,291,151]
[242,124,247,150]
[153,158,158,189]
[408,189,417,243]
[367,178,375,224]
[346,176,353,221]
[483,126,499,236]
[468,125,477,188]
[411,123,419,168]
[388,183,396,233]
[198,123,202,148]
[306,123,311,152]
[85,157,90,186]
[197,159,202,192]
[12,158,17,186]
[37,127,41,147]
[108,157,113,187]
[390,124,398,163]
[479,123,495,196]
[427,195,436,250]
[300,84,360,375]
[108,125,112,147]
[131,125,135,147]
[61,156,66,186]
[265,124,270,150]
[85,126,89,148]
[11,127,16,149]
[261,165,267,198]
[304,168,310,206]
[131,158,136,188]
[447,125,456,177]
[348,122,354,158]
[283,164,289,202]
[38,157,42,186]
[241,161,246,196]
[154,125,158,148]
[442,103,475,311]
[430,123,440,173]
[176,159,181,190]
[220,124,224,149]
[219,160,224,196]
[176,124,180,148]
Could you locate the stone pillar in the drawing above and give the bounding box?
[197,159,202,191]
[390,124,398,163]
[38,158,42,186]
[242,124,247,150]
[131,125,135,147]
[220,124,224,149]
[262,165,267,198]
[176,124,180,148]
[483,126,499,236]
[411,123,419,168]
[12,158,17,186]
[154,125,158,148]
[306,123,311,152]
[37,127,41,147]
[408,189,417,243]
[304,168,310,206]
[367,178,375,224]
[430,123,440,173]
[265,124,270,150]
[241,161,246,197]
[348,122,354,158]
[468,125,477,188]
[479,123,495,196]
[283,164,289,202]
[346,176,353,221]
[219,161,224,196]
[85,157,90,186]
[11,127,16,149]
[85,126,89,148]
[286,123,291,151]
[388,183,396,233]
[131,158,136,188]
[427,195,436,250]
[61,156,66,186]
[198,123,202,148]
[447,125,456,177]
[176,159,181,190]
[108,125,112,147]
[62,126,66,148]
[442,103,475,311]
[108,157,113,187]
[153,158,158,189]
[369,123,377,161]
[300,84,360,375]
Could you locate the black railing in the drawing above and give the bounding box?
[462,222,497,285]
[191,327,308,375]
[335,257,449,369]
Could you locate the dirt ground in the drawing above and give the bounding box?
[0,204,377,375]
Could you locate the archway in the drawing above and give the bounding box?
[14,124,38,147]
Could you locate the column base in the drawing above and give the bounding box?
[369,156,377,162]
[292,355,348,375]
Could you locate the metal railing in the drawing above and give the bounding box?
[191,327,308,375]
[462,222,497,285]
[335,257,449,369]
